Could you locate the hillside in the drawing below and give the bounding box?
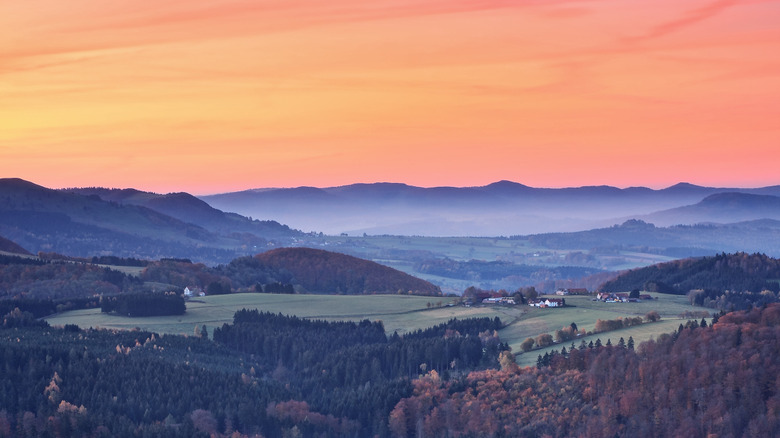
[254,247,442,296]
[391,304,780,437]
[0,235,31,255]
[69,187,299,240]
[599,253,780,310]
[525,219,780,257]
[640,192,780,226]
[0,179,296,264]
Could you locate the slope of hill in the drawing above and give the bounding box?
[68,187,299,240]
[0,178,292,264]
[639,192,780,226]
[391,304,780,437]
[254,247,442,296]
[525,218,780,257]
[599,253,780,310]
[200,181,780,236]
[0,235,31,255]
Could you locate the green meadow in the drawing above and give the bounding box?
[46,292,707,366]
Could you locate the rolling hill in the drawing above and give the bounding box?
[639,192,780,226]
[526,218,780,258]
[598,252,780,310]
[0,235,31,255]
[254,247,442,296]
[67,187,299,240]
[0,178,298,264]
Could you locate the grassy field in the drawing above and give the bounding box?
[46,294,500,337]
[514,318,688,367]
[509,293,709,367]
[46,292,707,365]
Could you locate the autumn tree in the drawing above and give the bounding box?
[535,333,553,348]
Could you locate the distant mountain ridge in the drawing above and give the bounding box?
[526,217,780,257]
[68,187,298,240]
[639,192,780,226]
[0,178,301,264]
[200,181,780,236]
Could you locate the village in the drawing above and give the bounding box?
[471,287,657,308]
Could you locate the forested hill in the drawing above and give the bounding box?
[0,178,298,265]
[599,253,780,309]
[0,235,30,255]
[68,187,300,241]
[391,304,780,437]
[254,247,442,296]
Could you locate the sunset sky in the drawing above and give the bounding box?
[2,0,779,194]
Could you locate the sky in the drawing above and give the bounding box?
[1,0,779,194]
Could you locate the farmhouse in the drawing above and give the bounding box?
[183,287,205,297]
[529,298,565,308]
[556,288,589,296]
[597,292,655,303]
[482,297,516,305]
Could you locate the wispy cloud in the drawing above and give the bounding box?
[627,0,738,42]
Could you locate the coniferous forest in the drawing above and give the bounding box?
[0,307,502,437]
[2,303,780,437]
[3,249,780,436]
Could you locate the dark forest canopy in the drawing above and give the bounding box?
[3,302,780,437]
[390,304,780,438]
[100,292,185,317]
[0,308,503,437]
[599,252,780,309]
[253,247,442,296]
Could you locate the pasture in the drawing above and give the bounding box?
[47,294,487,337]
[46,292,706,364]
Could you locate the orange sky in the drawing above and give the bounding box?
[2,0,779,194]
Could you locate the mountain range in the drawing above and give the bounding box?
[200,181,780,236]
[0,178,301,264]
[3,177,780,292]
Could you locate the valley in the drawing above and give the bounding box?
[3,178,780,437]
[46,291,702,368]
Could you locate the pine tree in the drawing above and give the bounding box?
[627,336,635,351]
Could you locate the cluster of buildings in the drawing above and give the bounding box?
[555,288,589,296]
[183,287,205,298]
[528,298,565,308]
[595,292,654,303]
[481,297,517,305]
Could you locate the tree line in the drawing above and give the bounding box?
[389,303,780,437]
[0,306,504,437]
